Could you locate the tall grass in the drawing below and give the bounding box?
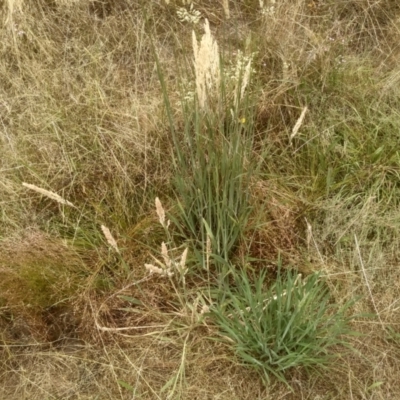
[155,19,257,266]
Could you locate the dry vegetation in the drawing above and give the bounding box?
[1,0,400,398]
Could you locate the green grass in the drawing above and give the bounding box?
[212,265,359,389]
[154,28,258,266]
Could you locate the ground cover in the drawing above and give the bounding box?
[1,1,400,398]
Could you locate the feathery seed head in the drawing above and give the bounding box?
[230,50,255,105]
[22,182,75,207]
[155,197,167,227]
[145,263,173,277]
[101,225,120,253]
[241,59,252,99]
[290,106,308,144]
[200,304,210,314]
[192,19,220,109]
[161,242,172,268]
[177,4,201,24]
[178,247,188,275]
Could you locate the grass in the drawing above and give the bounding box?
[212,265,360,388]
[1,0,400,398]
[154,14,257,263]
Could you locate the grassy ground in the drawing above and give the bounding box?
[1,0,400,398]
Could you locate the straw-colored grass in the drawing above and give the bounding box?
[1,0,400,398]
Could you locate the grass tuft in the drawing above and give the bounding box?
[212,265,359,388]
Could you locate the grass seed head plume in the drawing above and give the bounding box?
[178,247,188,275]
[145,242,188,279]
[234,55,253,106]
[144,263,173,277]
[290,106,308,144]
[101,225,120,254]
[192,18,221,109]
[161,241,172,268]
[177,4,201,25]
[200,304,210,314]
[22,182,75,207]
[145,242,175,278]
[155,197,169,228]
[240,58,252,100]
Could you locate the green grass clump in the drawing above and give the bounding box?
[212,266,358,388]
[171,102,255,265]
[155,23,256,266]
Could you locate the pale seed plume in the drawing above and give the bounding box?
[290,106,308,144]
[22,182,75,207]
[145,242,188,278]
[178,247,188,275]
[176,247,188,286]
[145,263,173,277]
[200,304,210,314]
[155,197,167,228]
[101,225,120,253]
[175,248,188,282]
[192,19,220,109]
[240,59,252,100]
[235,57,253,106]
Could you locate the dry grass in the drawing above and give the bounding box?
[1,0,400,398]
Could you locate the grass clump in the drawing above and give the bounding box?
[157,18,256,265]
[212,265,358,388]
